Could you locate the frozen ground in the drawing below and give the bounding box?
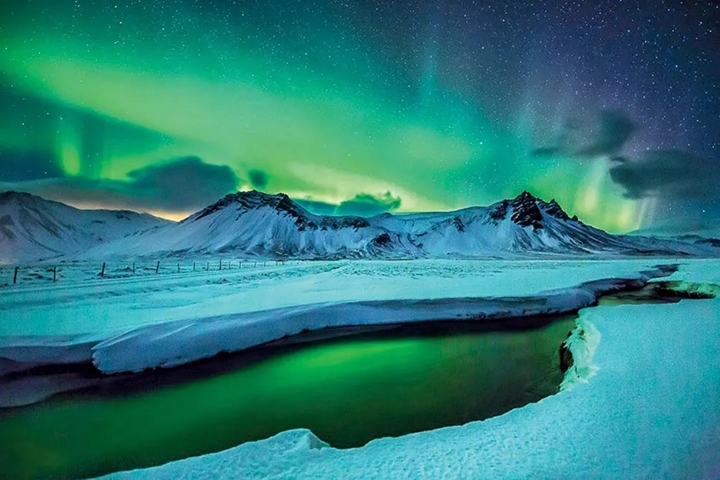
[95,259,720,479]
[0,258,679,375]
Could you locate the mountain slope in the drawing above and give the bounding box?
[83,191,413,259]
[80,190,715,260]
[0,191,170,263]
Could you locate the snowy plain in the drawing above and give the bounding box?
[90,258,720,479]
[0,258,681,374]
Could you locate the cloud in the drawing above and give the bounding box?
[0,156,240,212]
[297,192,402,217]
[530,146,560,157]
[0,150,64,181]
[575,109,636,157]
[124,156,240,209]
[609,150,720,199]
[248,169,268,189]
[532,109,636,159]
[336,192,402,216]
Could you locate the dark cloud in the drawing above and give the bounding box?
[0,150,63,181]
[575,109,636,157]
[532,109,636,159]
[297,192,402,217]
[530,146,560,157]
[0,156,239,212]
[124,156,240,209]
[336,192,402,216]
[248,169,268,189]
[609,150,720,200]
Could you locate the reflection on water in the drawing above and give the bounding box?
[0,316,574,479]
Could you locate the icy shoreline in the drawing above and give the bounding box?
[1,264,673,375]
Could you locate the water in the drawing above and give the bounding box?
[0,316,574,479]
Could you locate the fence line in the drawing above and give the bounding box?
[3,258,302,286]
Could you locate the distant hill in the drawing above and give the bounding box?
[0,191,170,263]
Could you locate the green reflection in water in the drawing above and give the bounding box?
[0,317,574,479]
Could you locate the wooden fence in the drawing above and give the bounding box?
[2,258,301,286]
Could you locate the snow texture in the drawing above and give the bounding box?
[100,259,720,479]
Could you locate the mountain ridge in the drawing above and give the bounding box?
[77,189,718,260]
[1,189,717,262]
[0,190,171,263]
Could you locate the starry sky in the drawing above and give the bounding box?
[0,0,718,232]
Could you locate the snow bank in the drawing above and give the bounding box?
[0,262,668,374]
[91,272,664,374]
[103,259,720,479]
[0,335,100,377]
[1,261,673,375]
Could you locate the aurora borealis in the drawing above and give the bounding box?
[0,1,718,232]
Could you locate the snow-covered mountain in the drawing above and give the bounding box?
[79,190,716,260]
[0,191,170,263]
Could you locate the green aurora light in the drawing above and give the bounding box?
[0,1,654,231]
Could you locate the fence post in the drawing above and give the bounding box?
[13,266,19,284]
[193,262,196,272]
[206,261,209,271]
[177,263,180,273]
[219,259,222,271]
[132,262,136,275]
[155,261,160,274]
[100,262,106,278]
[53,266,57,282]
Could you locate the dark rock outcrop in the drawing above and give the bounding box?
[453,216,465,232]
[559,334,574,373]
[510,191,543,230]
[373,233,392,245]
[543,199,571,221]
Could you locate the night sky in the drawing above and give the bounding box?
[0,0,718,232]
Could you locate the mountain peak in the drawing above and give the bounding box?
[189,190,374,233]
[224,190,289,204]
[0,190,38,203]
[192,190,296,221]
[514,190,538,202]
[510,191,544,229]
[507,191,577,224]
